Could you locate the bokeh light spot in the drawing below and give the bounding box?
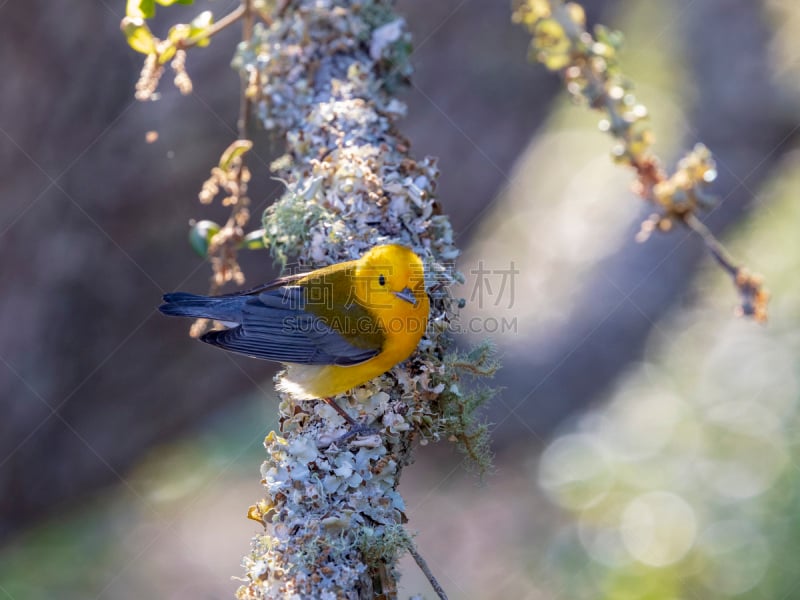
[539,433,613,510]
[698,520,769,595]
[620,491,697,566]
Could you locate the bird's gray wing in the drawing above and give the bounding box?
[200,286,381,366]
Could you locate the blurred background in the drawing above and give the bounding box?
[2,0,800,598]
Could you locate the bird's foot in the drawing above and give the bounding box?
[320,397,381,446]
[335,423,381,445]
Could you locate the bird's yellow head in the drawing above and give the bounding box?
[353,244,429,338]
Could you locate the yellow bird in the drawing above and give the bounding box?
[160,244,429,414]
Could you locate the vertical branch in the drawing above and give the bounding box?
[234,1,495,598]
[237,0,254,141]
[123,3,492,594]
[199,1,255,304]
[215,0,255,293]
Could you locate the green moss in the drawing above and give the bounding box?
[358,2,399,34]
[262,181,334,266]
[431,340,499,476]
[356,523,412,566]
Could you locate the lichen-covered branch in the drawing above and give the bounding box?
[123,0,495,595]
[230,2,495,598]
[513,0,770,321]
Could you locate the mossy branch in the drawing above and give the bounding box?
[230,3,497,595]
[125,0,497,597]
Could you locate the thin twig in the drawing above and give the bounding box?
[516,0,769,320]
[176,3,247,50]
[407,544,449,600]
[683,201,768,321]
[682,213,739,278]
[206,0,253,298]
[237,0,254,140]
[230,0,254,220]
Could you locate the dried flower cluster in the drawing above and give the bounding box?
[122,4,221,101]
[183,140,257,339]
[131,39,195,101]
[171,49,193,95]
[513,0,769,321]
[134,52,165,101]
[229,1,495,598]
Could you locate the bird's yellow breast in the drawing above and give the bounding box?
[279,244,429,400]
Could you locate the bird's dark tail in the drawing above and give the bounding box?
[159,292,245,322]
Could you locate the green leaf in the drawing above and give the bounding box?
[120,17,157,55]
[167,23,191,44]
[128,0,194,20]
[241,230,267,250]
[165,11,212,53]
[189,220,221,257]
[157,43,177,65]
[219,140,253,171]
[188,11,214,47]
[127,0,155,19]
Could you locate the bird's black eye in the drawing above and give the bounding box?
[379,274,386,286]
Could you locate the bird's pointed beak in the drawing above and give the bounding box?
[393,287,418,306]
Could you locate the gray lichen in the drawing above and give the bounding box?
[235,2,496,598]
